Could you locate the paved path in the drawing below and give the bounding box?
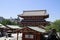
[0,33,22,40]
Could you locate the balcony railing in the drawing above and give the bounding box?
[21,20,46,22]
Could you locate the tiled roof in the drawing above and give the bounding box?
[28,26,46,33]
[0,24,6,28]
[7,25,22,29]
[20,10,48,16]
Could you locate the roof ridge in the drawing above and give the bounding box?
[23,10,46,12]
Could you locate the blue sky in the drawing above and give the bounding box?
[0,0,60,22]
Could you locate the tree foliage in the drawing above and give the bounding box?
[0,19,17,25]
[45,20,60,32]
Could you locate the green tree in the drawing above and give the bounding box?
[45,20,60,37]
[53,20,60,32]
[0,19,17,25]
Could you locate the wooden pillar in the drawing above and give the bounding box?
[17,30,19,40]
[17,32,19,40]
